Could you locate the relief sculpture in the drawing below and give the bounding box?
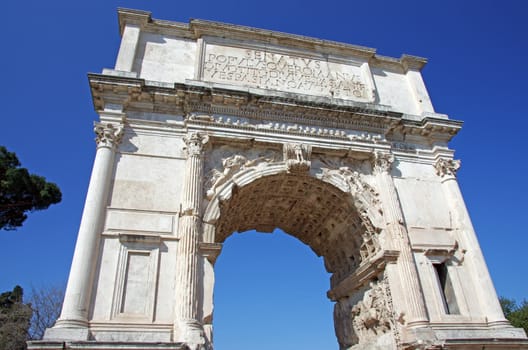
[320,165,384,228]
[205,149,278,199]
[334,279,393,349]
[283,143,311,173]
[351,280,392,343]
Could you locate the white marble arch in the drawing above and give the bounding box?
[30,8,528,350]
[200,158,395,348]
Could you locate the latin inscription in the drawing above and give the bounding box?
[202,46,369,100]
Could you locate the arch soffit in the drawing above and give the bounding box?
[201,157,386,279]
[203,159,383,230]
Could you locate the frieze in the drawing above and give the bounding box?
[188,112,386,143]
[391,141,417,152]
[201,44,373,102]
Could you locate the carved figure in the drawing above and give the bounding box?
[294,144,304,162]
[352,281,391,343]
[206,153,276,199]
[283,143,311,173]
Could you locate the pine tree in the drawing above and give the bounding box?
[0,146,62,230]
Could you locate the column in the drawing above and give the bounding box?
[372,152,429,327]
[46,123,123,340]
[174,132,209,347]
[435,158,508,326]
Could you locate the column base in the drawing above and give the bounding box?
[43,326,90,341]
[28,341,187,350]
[175,319,208,350]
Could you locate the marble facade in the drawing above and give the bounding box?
[28,8,528,350]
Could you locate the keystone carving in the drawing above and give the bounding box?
[435,158,461,178]
[283,143,311,173]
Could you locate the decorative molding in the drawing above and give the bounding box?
[198,242,222,264]
[391,142,416,153]
[328,250,399,301]
[88,74,463,148]
[111,237,160,322]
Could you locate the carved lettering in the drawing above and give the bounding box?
[202,46,369,100]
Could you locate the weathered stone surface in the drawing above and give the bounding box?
[30,8,528,350]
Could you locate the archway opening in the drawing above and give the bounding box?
[213,229,335,349]
[208,173,375,349]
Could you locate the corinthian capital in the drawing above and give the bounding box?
[94,123,124,149]
[435,158,461,178]
[372,151,394,174]
[183,132,209,156]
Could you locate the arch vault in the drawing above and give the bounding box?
[30,8,528,350]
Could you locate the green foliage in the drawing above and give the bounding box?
[0,146,62,230]
[500,297,528,334]
[0,286,32,350]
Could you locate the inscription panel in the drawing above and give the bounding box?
[201,43,374,102]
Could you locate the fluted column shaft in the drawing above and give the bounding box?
[435,159,507,325]
[54,123,123,331]
[174,133,209,345]
[373,152,429,327]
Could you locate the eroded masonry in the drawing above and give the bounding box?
[28,8,528,350]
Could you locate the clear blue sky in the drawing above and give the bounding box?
[1,1,527,349]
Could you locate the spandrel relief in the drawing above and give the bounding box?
[315,157,383,226]
[204,146,279,199]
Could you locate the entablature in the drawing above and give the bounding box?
[89,73,461,151]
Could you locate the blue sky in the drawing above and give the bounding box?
[1,1,527,349]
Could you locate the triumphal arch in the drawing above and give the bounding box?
[30,8,528,350]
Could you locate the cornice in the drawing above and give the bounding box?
[116,8,428,72]
[88,73,461,145]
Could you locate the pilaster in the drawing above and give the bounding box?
[174,132,209,349]
[372,152,429,330]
